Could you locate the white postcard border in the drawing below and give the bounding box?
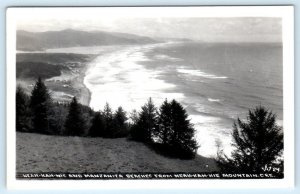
[6,6,294,189]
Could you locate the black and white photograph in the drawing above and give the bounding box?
[6,6,294,189]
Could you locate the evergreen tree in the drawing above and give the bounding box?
[168,100,198,159]
[129,109,139,125]
[79,103,95,131]
[154,99,198,159]
[102,102,114,137]
[64,97,86,136]
[89,111,105,137]
[130,98,157,142]
[29,77,52,134]
[111,106,128,137]
[155,99,172,145]
[16,86,31,132]
[103,102,113,121]
[50,102,68,135]
[217,106,283,174]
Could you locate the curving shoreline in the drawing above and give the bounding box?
[76,70,92,106]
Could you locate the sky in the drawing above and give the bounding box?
[15,8,282,43]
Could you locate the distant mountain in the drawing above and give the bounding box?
[154,37,193,42]
[17,29,158,51]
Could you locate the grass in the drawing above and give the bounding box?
[17,132,218,173]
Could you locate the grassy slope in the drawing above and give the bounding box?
[17,132,218,173]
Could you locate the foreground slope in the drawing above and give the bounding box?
[17,132,218,173]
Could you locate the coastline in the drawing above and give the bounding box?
[71,54,99,107]
[74,71,91,106]
[74,45,138,108]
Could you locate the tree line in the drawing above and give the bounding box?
[16,78,283,174]
[16,78,198,159]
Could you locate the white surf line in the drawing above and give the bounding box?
[177,68,228,79]
[208,98,221,102]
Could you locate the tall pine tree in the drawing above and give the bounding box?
[130,98,157,142]
[169,100,198,159]
[102,102,114,137]
[111,106,128,138]
[89,111,105,137]
[155,99,172,145]
[16,86,31,132]
[155,99,198,159]
[30,77,52,134]
[64,97,86,136]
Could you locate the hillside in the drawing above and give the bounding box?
[17,29,158,51]
[16,132,218,173]
[16,53,94,79]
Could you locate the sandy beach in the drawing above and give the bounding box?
[73,64,92,106]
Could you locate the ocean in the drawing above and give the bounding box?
[38,41,284,157]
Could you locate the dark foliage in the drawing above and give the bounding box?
[17,53,92,64]
[111,107,129,138]
[64,97,86,136]
[217,106,283,175]
[16,86,31,132]
[155,99,198,159]
[169,100,198,159]
[29,77,53,134]
[49,102,69,135]
[155,99,172,145]
[78,103,95,132]
[17,62,62,79]
[130,98,157,142]
[101,103,114,138]
[89,112,105,137]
